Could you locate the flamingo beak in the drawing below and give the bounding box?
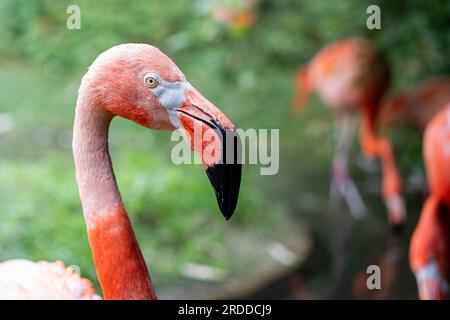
[177,89,242,220]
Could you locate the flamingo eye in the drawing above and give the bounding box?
[144,75,158,88]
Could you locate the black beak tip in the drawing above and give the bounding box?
[203,127,242,221]
[220,204,234,221]
[206,163,241,221]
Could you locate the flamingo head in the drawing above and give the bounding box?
[82,43,241,219]
[414,260,448,300]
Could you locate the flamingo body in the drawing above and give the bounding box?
[305,37,389,112]
[382,77,450,130]
[0,260,100,300]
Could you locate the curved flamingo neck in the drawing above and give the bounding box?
[73,100,156,300]
[360,110,402,200]
[410,196,441,271]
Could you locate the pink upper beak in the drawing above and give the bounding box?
[177,88,242,220]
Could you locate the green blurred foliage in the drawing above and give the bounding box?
[0,0,448,298]
[1,0,448,81]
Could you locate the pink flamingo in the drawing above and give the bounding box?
[292,37,405,226]
[0,43,241,299]
[0,260,100,299]
[409,103,450,300]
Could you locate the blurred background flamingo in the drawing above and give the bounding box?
[292,37,405,227]
[409,103,450,300]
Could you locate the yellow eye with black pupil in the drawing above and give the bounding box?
[145,76,158,88]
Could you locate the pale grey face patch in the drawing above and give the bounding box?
[143,72,193,128]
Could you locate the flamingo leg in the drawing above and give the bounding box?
[330,112,367,218]
[360,108,406,226]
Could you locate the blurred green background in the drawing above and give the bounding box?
[0,0,449,299]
